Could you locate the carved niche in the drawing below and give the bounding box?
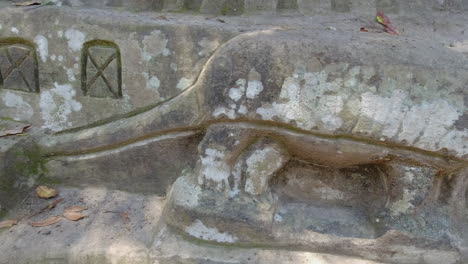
[81,40,122,99]
[0,38,40,93]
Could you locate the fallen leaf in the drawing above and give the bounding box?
[36,185,58,199]
[157,15,169,21]
[384,24,399,35]
[376,11,391,26]
[64,206,87,213]
[14,1,41,6]
[63,211,86,221]
[376,11,399,35]
[45,198,64,210]
[31,216,61,227]
[0,125,31,137]
[23,198,64,221]
[360,27,369,32]
[0,220,17,229]
[120,212,129,221]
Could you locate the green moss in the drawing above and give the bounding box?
[221,0,244,16]
[220,6,229,16]
[14,143,48,178]
[37,175,62,185]
[0,116,16,122]
[0,209,7,220]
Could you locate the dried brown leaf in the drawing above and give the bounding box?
[384,24,399,35]
[120,212,129,221]
[63,211,86,221]
[64,206,87,213]
[0,125,31,137]
[31,216,61,227]
[14,1,41,6]
[0,220,17,229]
[36,185,58,199]
[45,198,64,210]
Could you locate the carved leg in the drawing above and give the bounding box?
[196,124,289,196]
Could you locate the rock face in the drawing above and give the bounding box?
[0,1,467,264]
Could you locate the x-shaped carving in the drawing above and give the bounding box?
[2,47,33,91]
[86,52,118,97]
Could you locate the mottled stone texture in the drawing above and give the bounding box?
[0,6,235,132]
[376,0,399,13]
[331,0,351,12]
[57,0,468,14]
[0,3,467,264]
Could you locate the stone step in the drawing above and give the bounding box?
[0,186,385,264]
[56,0,468,14]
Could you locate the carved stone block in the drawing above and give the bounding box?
[0,41,39,93]
[82,41,122,98]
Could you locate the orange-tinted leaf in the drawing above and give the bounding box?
[31,216,61,227]
[36,185,58,199]
[63,211,86,221]
[120,211,129,220]
[0,220,17,229]
[64,206,87,213]
[360,27,369,32]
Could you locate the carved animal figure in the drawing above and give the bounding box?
[35,29,468,263]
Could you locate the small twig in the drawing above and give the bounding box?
[21,198,64,221]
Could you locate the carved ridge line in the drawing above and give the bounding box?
[52,130,198,162]
[45,120,467,170]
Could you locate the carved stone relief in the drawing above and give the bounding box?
[0,39,39,93]
[81,40,122,98]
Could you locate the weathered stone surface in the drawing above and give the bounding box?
[39,27,468,158]
[239,138,289,195]
[45,131,200,195]
[51,0,468,14]
[0,2,467,264]
[0,6,235,131]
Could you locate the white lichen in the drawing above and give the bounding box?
[39,83,82,131]
[142,30,169,61]
[2,91,34,120]
[33,35,48,63]
[65,29,86,52]
[186,220,237,243]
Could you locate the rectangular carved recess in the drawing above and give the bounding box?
[81,40,122,99]
[0,39,39,93]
